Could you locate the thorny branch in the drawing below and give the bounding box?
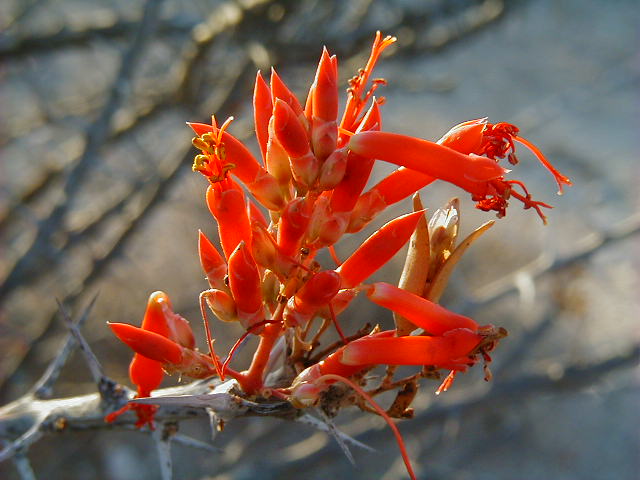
[1,303,635,471]
[3,213,634,476]
[247,343,639,477]
[31,295,98,399]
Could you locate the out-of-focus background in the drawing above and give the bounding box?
[1,0,638,478]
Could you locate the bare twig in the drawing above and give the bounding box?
[0,377,293,463]
[0,424,43,463]
[171,434,221,453]
[316,408,356,465]
[56,299,105,387]
[255,344,639,474]
[12,453,36,480]
[31,295,98,399]
[153,423,174,480]
[296,414,374,452]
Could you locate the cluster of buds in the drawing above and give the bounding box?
[107,33,570,479]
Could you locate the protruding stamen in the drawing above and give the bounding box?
[515,135,572,194]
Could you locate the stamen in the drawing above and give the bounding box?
[328,302,347,344]
[199,293,224,379]
[507,182,552,225]
[515,136,572,194]
[340,32,396,133]
[328,245,342,266]
[338,127,354,137]
[216,116,235,145]
[435,370,456,395]
[221,320,280,378]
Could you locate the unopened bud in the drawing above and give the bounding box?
[311,117,338,163]
[318,147,347,190]
[204,289,237,323]
[247,170,286,211]
[290,151,319,189]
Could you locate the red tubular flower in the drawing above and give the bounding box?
[310,48,339,161]
[311,48,339,124]
[250,221,297,279]
[272,99,319,187]
[136,291,195,350]
[318,147,348,190]
[109,322,217,379]
[347,167,435,233]
[248,200,269,228]
[190,117,261,183]
[349,130,564,222]
[205,178,251,260]
[341,329,482,366]
[109,33,564,480]
[253,71,272,163]
[198,230,227,291]
[365,282,478,334]
[227,242,264,329]
[109,322,183,365]
[436,119,488,154]
[290,330,397,397]
[339,32,396,137]
[349,131,507,183]
[272,99,310,159]
[337,210,425,288]
[202,288,237,323]
[266,116,294,187]
[106,291,204,428]
[329,101,382,214]
[440,119,572,193]
[191,117,285,210]
[284,271,341,327]
[271,68,305,118]
[277,197,312,257]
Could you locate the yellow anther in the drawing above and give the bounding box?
[192,137,214,154]
[192,154,209,172]
[215,145,226,160]
[201,132,215,143]
[220,162,235,176]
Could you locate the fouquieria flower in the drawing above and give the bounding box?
[106,32,570,479]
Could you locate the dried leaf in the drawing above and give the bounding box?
[427,198,460,278]
[425,220,494,302]
[386,380,418,418]
[395,194,429,335]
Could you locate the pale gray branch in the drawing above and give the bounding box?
[172,434,221,453]
[153,424,174,480]
[296,414,375,453]
[317,409,356,465]
[12,453,36,480]
[56,299,105,388]
[32,295,98,399]
[0,423,43,463]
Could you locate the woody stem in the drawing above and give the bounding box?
[238,322,282,394]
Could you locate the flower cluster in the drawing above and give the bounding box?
[107,33,570,478]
